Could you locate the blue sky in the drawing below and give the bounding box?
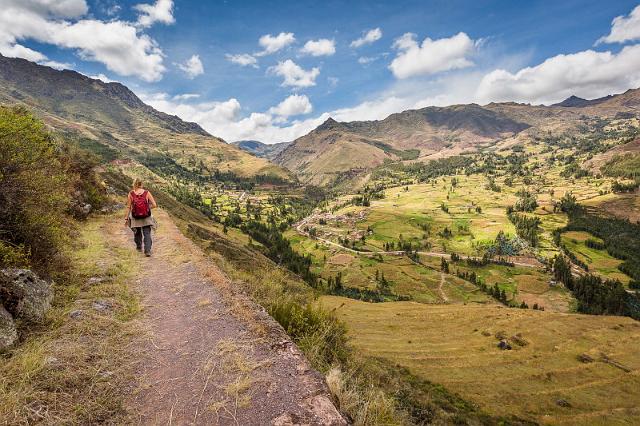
[2,0,640,142]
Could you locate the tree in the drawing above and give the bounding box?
[558,192,578,213]
[441,257,449,273]
[553,255,573,288]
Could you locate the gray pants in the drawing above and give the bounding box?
[133,225,152,254]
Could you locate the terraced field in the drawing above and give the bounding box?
[321,295,640,425]
[286,231,493,304]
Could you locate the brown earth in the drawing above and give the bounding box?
[107,209,345,425]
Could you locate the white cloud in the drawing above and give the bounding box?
[350,28,382,48]
[256,32,295,56]
[389,32,475,79]
[268,59,320,88]
[139,90,325,143]
[0,1,167,81]
[476,44,640,105]
[134,0,174,28]
[91,73,116,83]
[41,59,72,70]
[0,43,48,62]
[300,38,335,56]
[10,0,89,18]
[172,93,200,101]
[269,94,313,117]
[358,56,377,65]
[177,54,204,78]
[104,2,121,16]
[141,92,242,124]
[597,5,640,45]
[225,53,258,68]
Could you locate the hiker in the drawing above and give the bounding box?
[125,178,157,256]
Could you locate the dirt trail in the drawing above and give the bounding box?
[438,273,449,303]
[108,209,345,425]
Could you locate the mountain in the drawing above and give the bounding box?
[232,140,291,160]
[0,54,292,181]
[275,89,640,186]
[553,94,614,107]
[274,104,532,186]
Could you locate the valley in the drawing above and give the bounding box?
[2,54,640,425]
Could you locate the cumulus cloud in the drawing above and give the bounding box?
[300,38,335,56]
[225,53,258,68]
[269,94,313,117]
[177,54,204,78]
[350,28,382,48]
[10,0,89,18]
[141,92,242,124]
[0,43,48,62]
[140,91,325,143]
[134,0,174,28]
[268,59,320,88]
[256,32,295,56]
[476,44,640,104]
[389,32,475,79]
[597,5,640,45]
[0,0,166,81]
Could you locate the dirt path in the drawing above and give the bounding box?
[108,209,345,425]
[438,273,449,303]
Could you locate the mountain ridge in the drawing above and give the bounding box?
[0,54,292,181]
[274,88,640,186]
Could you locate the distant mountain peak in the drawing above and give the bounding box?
[553,94,614,108]
[553,95,588,107]
[316,117,343,131]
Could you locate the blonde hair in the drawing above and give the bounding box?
[132,178,143,190]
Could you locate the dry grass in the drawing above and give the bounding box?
[206,338,260,424]
[326,367,406,426]
[322,295,640,425]
[0,213,141,425]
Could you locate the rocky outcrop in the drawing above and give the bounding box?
[0,304,17,350]
[0,269,53,323]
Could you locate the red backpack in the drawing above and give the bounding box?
[130,190,151,219]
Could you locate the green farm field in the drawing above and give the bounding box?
[561,231,632,285]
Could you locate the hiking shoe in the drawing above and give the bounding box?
[136,247,143,252]
[144,252,151,257]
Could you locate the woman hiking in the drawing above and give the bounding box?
[125,178,157,256]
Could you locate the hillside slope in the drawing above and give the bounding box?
[0,54,291,181]
[275,105,533,186]
[322,295,640,425]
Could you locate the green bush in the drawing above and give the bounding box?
[0,106,71,274]
[0,106,104,276]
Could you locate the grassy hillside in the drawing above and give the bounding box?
[321,295,640,425]
[0,54,292,182]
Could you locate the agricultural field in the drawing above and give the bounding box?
[286,230,494,304]
[320,295,640,425]
[561,231,631,285]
